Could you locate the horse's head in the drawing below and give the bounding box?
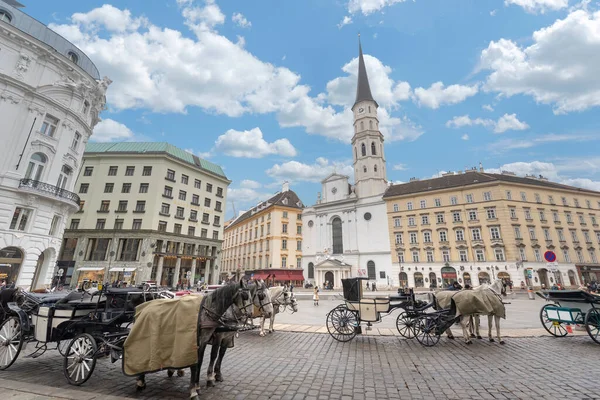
[488,279,504,295]
[253,279,274,317]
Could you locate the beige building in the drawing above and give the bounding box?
[57,142,230,287]
[221,183,305,283]
[383,168,600,289]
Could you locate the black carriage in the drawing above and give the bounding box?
[537,290,600,344]
[325,277,430,342]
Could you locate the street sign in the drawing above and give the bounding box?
[58,268,64,275]
[544,251,556,263]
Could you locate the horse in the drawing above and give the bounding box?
[265,286,298,334]
[249,280,275,336]
[434,279,506,344]
[134,279,251,400]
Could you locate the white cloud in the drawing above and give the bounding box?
[482,104,494,111]
[445,113,529,133]
[348,0,407,15]
[213,128,297,158]
[393,163,408,170]
[461,134,469,140]
[490,9,498,16]
[504,0,569,14]
[70,4,146,32]
[92,118,135,142]
[232,12,251,28]
[488,133,599,152]
[266,158,353,183]
[479,9,600,114]
[240,179,262,189]
[413,82,479,109]
[338,15,353,28]
[227,187,270,206]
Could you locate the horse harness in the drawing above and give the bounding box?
[201,286,252,329]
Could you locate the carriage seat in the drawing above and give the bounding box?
[345,297,390,322]
[54,291,106,310]
[27,293,66,304]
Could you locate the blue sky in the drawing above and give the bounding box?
[25,0,600,218]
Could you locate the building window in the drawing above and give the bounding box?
[282,223,288,233]
[528,227,536,240]
[434,198,442,207]
[466,194,474,203]
[70,219,80,230]
[442,250,450,262]
[423,231,432,243]
[216,187,224,197]
[139,183,149,193]
[518,247,526,261]
[562,249,571,263]
[395,233,403,244]
[494,248,505,261]
[212,230,219,239]
[161,203,170,215]
[40,114,59,137]
[509,208,517,218]
[468,210,478,221]
[174,224,182,234]
[142,166,152,176]
[412,251,419,262]
[579,215,585,224]
[204,198,211,207]
[562,197,568,206]
[201,229,207,238]
[426,251,434,262]
[490,227,501,239]
[135,201,146,212]
[281,256,287,268]
[514,226,522,239]
[459,250,468,262]
[520,192,527,202]
[188,226,196,236]
[361,143,366,156]
[189,210,198,221]
[117,200,128,212]
[84,167,94,176]
[584,231,591,242]
[191,194,199,205]
[486,209,496,219]
[215,201,222,212]
[79,183,89,193]
[202,213,209,223]
[576,249,584,263]
[164,186,173,198]
[471,228,481,241]
[408,217,415,226]
[114,219,124,230]
[475,249,485,262]
[194,179,201,189]
[534,193,541,203]
[99,200,110,212]
[24,152,47,181]
[108,166,118,176]
[166,169,175,181]
[574,199,580,208]
[407,202,413,211]
[67,51,79,63]
[297,240,302,251]
[436,213,444,224]
[398,252,405,263]
[176,207,185,218]
[332,217,343,254]
[158,221,167,232]
[371,142,376,155]
[506,191,512,200]
[49,215,60,236]
[524,209,532,220]
[71,132,81,150]
[543,228,551,241]
[557,229,565,241]
[178,190,187,201]
[282,239,287,250]
[452,211,461,222]
[394,217,401,227]
[570,230,579,242]
[566,213,573,223]
[456,229,465,241]
[548,195,555,204]
[181,174,189,185]
[122,183,131,193]
[297,225,302,234]
[393,203,399,212]
[439,230,448,242]
[123,166,134,176]
[409,232,418,244]
[553,211,560,222]
[0,10,13,22]
[450,196,458,205]
[95,219,106,230]
[483,192,492,201]
[214,215,220,226]
[421,215,429,225]
[590,250,598,264]
[420,200,426,209]
[206,183,213,193]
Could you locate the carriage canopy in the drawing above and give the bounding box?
[342,277,367,301]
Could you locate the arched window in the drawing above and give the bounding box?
[332,217,343,254]
[308,262,315,279]
[0,10,12,23]
[371,142,376,155]
[67,51,79,64]
[374,165,378,173]
[367,261,376,279]
[25,153,47,181]
[369,120,373,129]
[363,166,367,173]
[57,165,73,189]
[361,143,366,156]
[360,121,364,130]
[368,106,371,113]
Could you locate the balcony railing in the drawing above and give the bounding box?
[19,179,80,205]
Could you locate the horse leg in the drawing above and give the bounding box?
[495,315,505,344]
[488,315,495,342]
[190,343,207,400]
[259,315,266,336]
[460,316,472,344]
[206,341,219,388]
[214,343,228,382]
[445,327,454,339]
[269,310,276,333]
[468,316,475,338]
[136,374,146,391]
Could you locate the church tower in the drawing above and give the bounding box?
[351,36,388,198]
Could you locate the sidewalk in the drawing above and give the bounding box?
[0,378,126,400]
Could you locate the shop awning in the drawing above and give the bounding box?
[250,272,270,280]
[78,267,104,272]
[272,270,304,281]
[109,267,137,272]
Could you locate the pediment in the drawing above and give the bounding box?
[321,173,349,183]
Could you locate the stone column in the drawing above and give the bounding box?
[191,258,197,287]
[155,256,164,286]
[174,257,182,288]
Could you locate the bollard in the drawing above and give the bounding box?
[527,286,535,300]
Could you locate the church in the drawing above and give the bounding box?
[301,39,395,290]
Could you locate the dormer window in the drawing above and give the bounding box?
[67,51,79,64]
[0,10,12,23]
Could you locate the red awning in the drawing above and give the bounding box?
[251,272,270,280]
[272,270,304,281]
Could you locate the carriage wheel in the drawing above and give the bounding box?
[64,333,97,386]
[584,308,600,344]
[326,307,358,342]
[414,315,441,347]
[540,304,568,337]
[0,317,23,370]
[396,312,416,339]
[57,340,70,357]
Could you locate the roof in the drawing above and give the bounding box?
[226,189,304,230]
[84,142,227,179]
[353,36,377,108]
[383,171,600,198]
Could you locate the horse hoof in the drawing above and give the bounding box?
[215,374,223,382]
[167,370,174,377]
[447,336,454,340]
[477,336,483,340]
[177,369,185,377]
[268,330,273,334]
[499,340,506,345]
[466,340,472,345]
[136,382,146,392]
[489,338,495,342]
[206,380,215,388]
[470,333,476,338]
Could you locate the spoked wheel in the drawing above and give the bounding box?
[326,306,358,342]
[540,304,568,337]
[414,315,441,347]
[0,317,23,370]
[64,333,97,385]
[396,312,417,339]
[57,339,70,357]
[584,308,600,344]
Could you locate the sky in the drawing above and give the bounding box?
[22,0,600,218]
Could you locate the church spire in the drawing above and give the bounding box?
[354,34,377,109]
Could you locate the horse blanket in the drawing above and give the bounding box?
[436,290,505,319]
[123,295,203,376]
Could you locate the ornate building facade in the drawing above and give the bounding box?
[383,169,600,289]
[0,0,109,289]
[301,39,394,289]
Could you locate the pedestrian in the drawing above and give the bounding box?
[290,283,294,293]
[313,286,320,306]
[373,282,377,291]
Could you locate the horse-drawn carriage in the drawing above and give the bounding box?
[537,290,600,344]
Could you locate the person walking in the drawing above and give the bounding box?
[313,286,320,306]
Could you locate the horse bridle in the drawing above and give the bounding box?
[254,285,272,313]
[202,286,252,327]
[279,291,298,313]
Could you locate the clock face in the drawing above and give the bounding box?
[358,107,365,114]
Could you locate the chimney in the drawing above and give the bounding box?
[282,181,290,192]
[479,162,484,172]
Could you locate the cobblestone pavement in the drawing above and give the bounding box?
[1,331,600,400]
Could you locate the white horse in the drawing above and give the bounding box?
[249,281,274,336]
[266,287,299,334]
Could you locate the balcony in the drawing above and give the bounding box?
[19,179,80,206]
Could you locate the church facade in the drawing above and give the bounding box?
[301,39,395,289]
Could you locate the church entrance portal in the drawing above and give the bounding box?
[324,271,334,289]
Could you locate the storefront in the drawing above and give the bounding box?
[441,267,457,287]
[109,267,137,286]
[0,247,23,285]
[75,267,105,287]
[246,269,305,287]
[578,265,600,285]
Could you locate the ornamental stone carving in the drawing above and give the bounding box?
[13,54,32,80]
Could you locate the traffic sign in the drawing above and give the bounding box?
[544,251,556,263]
[58,268,64,275]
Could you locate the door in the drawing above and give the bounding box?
[441,267,457,287]
[463,272,471,286]
[398,272,408,288]
[478,272,490,285]
[429,272,437,288]
[324,271,334,289]
[414,272,424,288]
[537,268,550,288]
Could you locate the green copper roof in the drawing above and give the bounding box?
[84,142,227,179]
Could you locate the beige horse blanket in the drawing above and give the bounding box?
[123,295,203,376]
[436,290,505,319]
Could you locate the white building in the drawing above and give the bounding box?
[0,0,109,289]
[301,39,394,290]
[57,142,230,288]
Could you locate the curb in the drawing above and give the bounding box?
[0,378,127,400]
